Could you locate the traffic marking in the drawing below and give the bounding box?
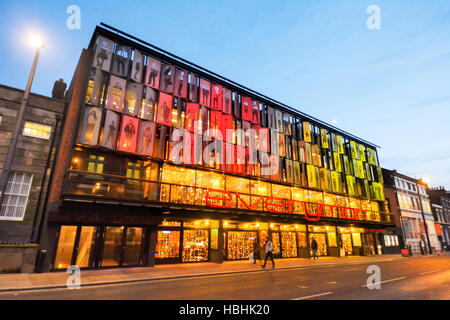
[419,269,443,276]
[291,291,334,300]
[361,276,406,288]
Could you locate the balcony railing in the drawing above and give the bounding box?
[63,170,394,224]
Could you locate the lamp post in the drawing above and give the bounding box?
[0,35,44,209]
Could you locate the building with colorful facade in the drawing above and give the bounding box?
[39,24,398,271]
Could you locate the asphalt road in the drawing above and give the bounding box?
[1,256,449,300]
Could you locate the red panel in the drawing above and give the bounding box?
[188,73,198,103]
[199,79,211,107]
[210,110,222,139]
[136,120,155,156]
[221,114,233,143]
[185,102,199,132]
[223,142,233,172]
[241,96,252,122]
[182,131,193,164]
[251,100,260,124]
[159,64,175,93]
[242,121,251,148]
[211,84,223,111]
[222,88,232,114]
[117,115,139,153]
[174,69,188,98]
[259,127,270,153]
[156,92,173,127]
[233,145,245,174]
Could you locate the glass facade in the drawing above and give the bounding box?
[51,29,396,270]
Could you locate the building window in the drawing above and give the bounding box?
[22,121,52,140]
[0,172,33,221]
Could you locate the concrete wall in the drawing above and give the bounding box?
[0,244,39,273]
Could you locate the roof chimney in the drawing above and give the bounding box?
[52,78,67,99]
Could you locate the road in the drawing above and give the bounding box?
[1,256,449,300]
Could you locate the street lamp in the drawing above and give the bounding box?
[0,34,44,208]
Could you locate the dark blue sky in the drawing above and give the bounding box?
[1,0,449,188]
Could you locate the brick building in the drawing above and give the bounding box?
[428,187,450,252]
[0,82,65,272]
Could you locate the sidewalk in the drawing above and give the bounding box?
[0,254,438,292]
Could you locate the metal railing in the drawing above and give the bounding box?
[63,170,394,224]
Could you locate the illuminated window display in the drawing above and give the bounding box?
[297,232,307,248]
[341,233,353,255]
[271,232,281,255]
[86,69,107,106]
[156,230,180,259]
[182,229,209,262]
[227,231,257,260]
[309,233,327,256]
[281,231,297,258]
[106,75,126,112]
[123,83,142,116]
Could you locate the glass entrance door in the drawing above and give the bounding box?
[101,226,124,267]
[75,226,97,268]
[100,226,145,267]
[122,227,143,265]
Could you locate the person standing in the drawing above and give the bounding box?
[261,237,275,269]
[311,237,319,262]
[253,240,261,264]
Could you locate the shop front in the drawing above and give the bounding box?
[53,225,149,270]
[337,227,364,256]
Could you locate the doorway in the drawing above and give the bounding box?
[100,226,145,267]
[340,233,353,256]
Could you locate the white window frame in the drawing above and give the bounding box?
[0,172,33,221]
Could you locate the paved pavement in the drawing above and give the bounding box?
[0,254,448,298]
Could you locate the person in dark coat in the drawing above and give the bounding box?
[261,237,275,269]
[253,240,261,264]
[311,237,319,262]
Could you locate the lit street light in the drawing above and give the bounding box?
[0,34,44,208]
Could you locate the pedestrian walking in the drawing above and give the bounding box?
[261,237,275,269]
[311,237,319,262]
